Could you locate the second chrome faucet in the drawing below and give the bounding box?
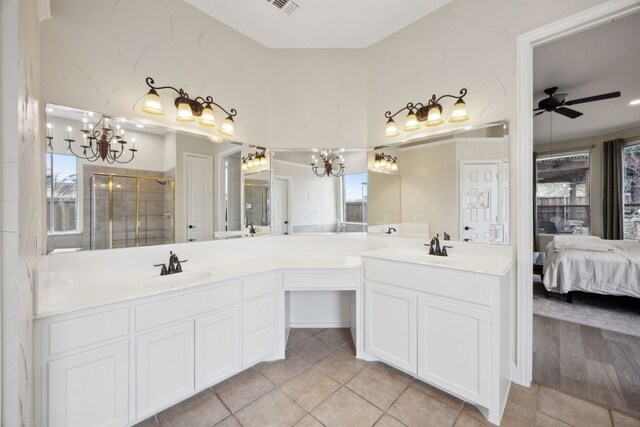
[425,234,453,257]
[154,251,188,275]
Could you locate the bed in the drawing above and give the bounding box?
[543,237,640,298]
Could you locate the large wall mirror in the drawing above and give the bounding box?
[45,104,270,254]
[270,149,368,235]
[368,122,510,244]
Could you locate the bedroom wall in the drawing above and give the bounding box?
[535,123,640,249]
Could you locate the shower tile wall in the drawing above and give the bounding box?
[164,168,176,243]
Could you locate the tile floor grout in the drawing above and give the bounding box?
[137,327,640,427]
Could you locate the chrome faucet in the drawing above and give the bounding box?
[154,251,187,275]
[385,227,397,234]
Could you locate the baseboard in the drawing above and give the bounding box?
[289,321,351,328]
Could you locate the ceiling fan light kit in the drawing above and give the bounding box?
[533,86,621,119]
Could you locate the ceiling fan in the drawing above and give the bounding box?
[533,86,621,119]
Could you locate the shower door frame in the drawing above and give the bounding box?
[90,173,175,249]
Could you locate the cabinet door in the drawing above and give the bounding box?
[417,295,490,406]
[48,340,129,427]
[136,321,195,418]
[364,282,417,373]
[195,306,241,389]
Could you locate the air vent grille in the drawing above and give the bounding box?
[265,0,300,16]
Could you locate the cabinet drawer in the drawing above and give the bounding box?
[243,295,276,334]
[48,308,129,356]
[243,325,276,367]
[243,273,276,301]
[135,282,241,332]
[282,271,358,289]
[364,258,493,306]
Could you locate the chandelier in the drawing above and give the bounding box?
[373,152,398,171]
[141,77,237,138]
[242,146,269,171]
[311,149,345,178]
[46,116,137,164]
[384,88,470,138]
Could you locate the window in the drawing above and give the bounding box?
[623,144,640,239]
[536,151,591,235]
[46,152,80,234]
[342,172,367,224]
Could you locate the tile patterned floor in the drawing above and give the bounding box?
[136,328,640,427]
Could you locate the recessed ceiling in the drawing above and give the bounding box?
[183,0,452,48]
[533,12,640,144]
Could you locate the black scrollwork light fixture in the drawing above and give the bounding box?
[141,77,238,138]
[242,146,269,171]
[384,88,470,138]
[373,152,398,171]
[311,149,345,178]
[48,116,138,164]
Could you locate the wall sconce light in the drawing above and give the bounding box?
[373,152,398,171]
[242,146,268,171]
[47,116,137,164]
[311,148,345,178]
[384,88,469,138]
[141,77,238,138]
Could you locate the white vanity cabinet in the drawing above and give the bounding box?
[362,255,512,425]
[364,282,416,372]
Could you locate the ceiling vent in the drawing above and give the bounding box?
[266,0,299,16]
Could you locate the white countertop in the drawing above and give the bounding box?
[36,254,362,318]
[361,246,513,276]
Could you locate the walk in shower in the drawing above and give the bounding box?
[90,173,175,249]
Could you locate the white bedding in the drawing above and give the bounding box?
[543,239,640,297]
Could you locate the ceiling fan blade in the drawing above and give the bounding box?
[533,108,544,111]
[564,91,621,106]
[534,111,545,116]
[555,107,583,119]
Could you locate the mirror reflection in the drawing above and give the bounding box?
[270,149,368,235]
[367,123,510,244]
[45,104,270,254]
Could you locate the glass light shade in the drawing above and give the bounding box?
[449,99,470,123]
[374,159,380,168]
[380,158,387,167]
[403,112,420,132]
[241,162,248,171]
[384,118,400,138]
[199,107,217,127]
[247,159,254,168]
[391,162,398,171]
[260,156,268,166]
[141,90,164,115]
[176,101,196,122]
[219,116,235,137]
[425,105,444,127]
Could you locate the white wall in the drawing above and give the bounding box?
[272,159,340,231]
[1,0,41,424]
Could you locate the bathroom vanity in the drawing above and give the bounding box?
[34,236,512,427]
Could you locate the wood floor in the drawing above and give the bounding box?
[533,314,640,417]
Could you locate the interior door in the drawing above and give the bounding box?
[272,177,289,235]
[226,151,242,231]
[459,162,499,243]
[186,154,213,242]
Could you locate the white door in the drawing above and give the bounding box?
[48,340,129,427]
[186,154,213,242]
[195,306,241,390]
[136,321,195,419]
[364,282,417,373]
[226,151,242,231]
[272,177,289,236]
[417,295,491,406]
[459,162,499,243]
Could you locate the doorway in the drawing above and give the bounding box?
[516,0,640,409]
[224,150,242,231]
[185,153,213,242]
[272,176,290,236]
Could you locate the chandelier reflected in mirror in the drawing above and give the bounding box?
[47,115,138,164]
[384,88,470,138]
[311,148,345,178]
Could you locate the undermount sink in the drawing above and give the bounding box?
[141,270,212,288]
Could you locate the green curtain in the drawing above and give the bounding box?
[602,139,625,240]
[533,151,540,252]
